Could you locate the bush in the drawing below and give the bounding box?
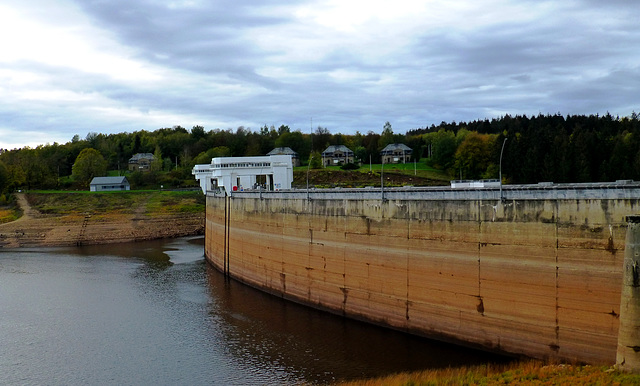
[309,151,323,169]
[340,163,359,170]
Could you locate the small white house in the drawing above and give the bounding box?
[192,155,293,195]
[90,176,131,192]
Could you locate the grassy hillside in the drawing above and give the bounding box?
[293,167,450,189]
[24,190,205,216]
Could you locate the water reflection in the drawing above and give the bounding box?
[0,237,507,385]
[204,257,508,384]
[74,239,176,268]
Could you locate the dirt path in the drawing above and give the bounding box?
[12,193,38,222]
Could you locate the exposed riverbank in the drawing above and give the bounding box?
[0,191,204,248]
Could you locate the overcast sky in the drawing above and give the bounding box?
[1,0,639,149]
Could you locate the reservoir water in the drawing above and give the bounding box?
[0,236,506,385]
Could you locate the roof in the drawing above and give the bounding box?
[129,153,155,162]
[267,147,298,156]
[381,143,413,152]
[90,176,129,185]
[322,145,353,155]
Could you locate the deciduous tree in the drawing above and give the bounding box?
[72,148,107,187]
[354,146,367,163]
[454,132,495,180]
[429,129,457,170]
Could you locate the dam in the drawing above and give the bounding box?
[203,180,640,364]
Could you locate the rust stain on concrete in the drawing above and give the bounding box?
[205,193,635,364]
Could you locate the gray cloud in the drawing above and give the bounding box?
[1,0,640,149]
[75,0,293,77]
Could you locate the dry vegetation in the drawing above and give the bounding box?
[334,360,640,385]
[26,191,144,215]
[0,207,19,224]
[24,190,204,216]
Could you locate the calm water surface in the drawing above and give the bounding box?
[0,237,506,385]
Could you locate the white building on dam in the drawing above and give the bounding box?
[192,155,293,195]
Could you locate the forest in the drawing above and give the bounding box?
[1,112,639,197]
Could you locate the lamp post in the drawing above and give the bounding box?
[381,156,385,202]
[306,155,312,201]
[499,137,507,202]
[308,118,313,200]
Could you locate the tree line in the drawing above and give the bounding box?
[0,112,639,195]
[413,112,640,184]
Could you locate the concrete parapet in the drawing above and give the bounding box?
[206,185,640,363]
[234,181,640,201]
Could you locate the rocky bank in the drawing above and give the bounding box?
[0,194,204,248]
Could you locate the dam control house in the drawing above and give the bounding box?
[192,155,293,195]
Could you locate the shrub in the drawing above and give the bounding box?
[340,163,359,170]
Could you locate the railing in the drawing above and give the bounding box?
[214,181,640,202]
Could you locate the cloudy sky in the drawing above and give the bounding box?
[1,0,639,149]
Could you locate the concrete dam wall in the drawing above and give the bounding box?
[204,183,640,363]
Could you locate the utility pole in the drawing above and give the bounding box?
[308,117,313,201]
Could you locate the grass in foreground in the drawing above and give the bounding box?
[334,360,640,385]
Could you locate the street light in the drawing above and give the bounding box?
[380,157,383,196]
[499,137,507,202]
[307,155,312,201]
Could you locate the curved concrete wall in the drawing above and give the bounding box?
[205,184,640,363]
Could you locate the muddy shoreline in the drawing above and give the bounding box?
[0,194,204,248]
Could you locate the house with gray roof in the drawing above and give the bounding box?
[321,145,354,166]
[380,143,412,164]
[267,147,300,167]
[128,153,155,172]
[90,176,130,192]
